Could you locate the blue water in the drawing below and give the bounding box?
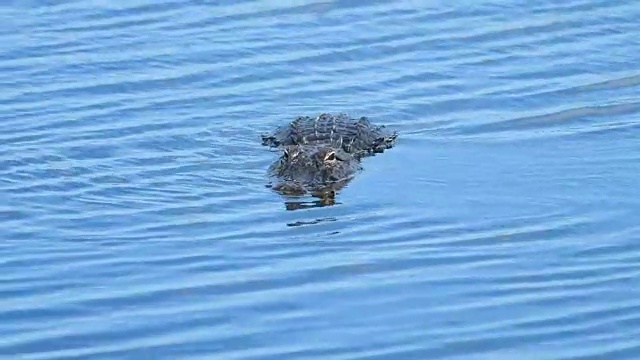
[1,1,640,359]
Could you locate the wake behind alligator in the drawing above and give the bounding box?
[261,113,398,200]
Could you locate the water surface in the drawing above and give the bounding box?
[1,1,640,359]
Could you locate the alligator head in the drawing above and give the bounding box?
[267,144,361,197]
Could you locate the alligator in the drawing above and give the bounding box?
[261,113,397,198]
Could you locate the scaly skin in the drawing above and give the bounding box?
[262,113,397,159]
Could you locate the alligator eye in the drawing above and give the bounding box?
[324,151,337,162]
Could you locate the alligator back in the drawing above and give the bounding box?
[262,113,397,158]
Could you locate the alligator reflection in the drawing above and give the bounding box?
[272,188,342,227]
[286,216,337,227]
[266,180,349,211]
[284,196,338,211]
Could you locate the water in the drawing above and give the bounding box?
[1,1,640,359]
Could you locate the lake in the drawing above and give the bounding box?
[1,1,640,359]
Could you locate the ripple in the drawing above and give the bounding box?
[1,0,640,359]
